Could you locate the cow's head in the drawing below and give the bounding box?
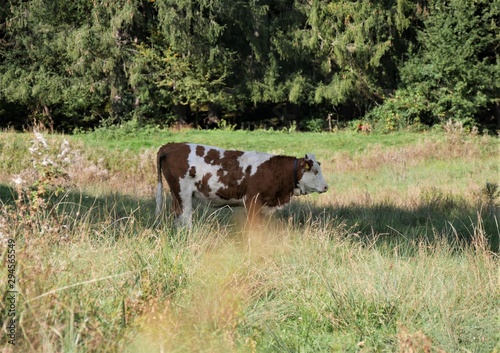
[297,154,328,195]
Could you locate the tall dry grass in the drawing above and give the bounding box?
[0,129,499,352]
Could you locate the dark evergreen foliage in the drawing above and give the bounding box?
[0,0,498,131]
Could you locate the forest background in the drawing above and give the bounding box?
[0,0,499,133]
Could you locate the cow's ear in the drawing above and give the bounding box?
[303,159,313,171]
[305,153,317,162]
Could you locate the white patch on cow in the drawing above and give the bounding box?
[185,146,229,196]
[297,153,329,195]
[237,151,273,177]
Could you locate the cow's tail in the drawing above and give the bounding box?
[155,150,165,216]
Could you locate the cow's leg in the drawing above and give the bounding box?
[171,194,183,218]
[168,187,193,227]
[176,185,194,228]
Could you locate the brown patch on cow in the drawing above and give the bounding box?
[217,150,245,184]
[296,159,307,181]
[189,166,196,178]
[203,149,245,167]
[214,153,247,200]
[199,149,247,200]
[215,189,231,200]
[216,155,299,208]
[195,173,212,197]
[217,166,243,186]
[171,196,183,217]
[215,178,247,200]
[157,142,191,214]
[243,156,298,208]
[196,145,205,157]
[204,148,221,165]
[222,150,244,161]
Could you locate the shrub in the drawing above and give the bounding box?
[302,118,326,132]
[365,89,432,133]
[9,131,73,242]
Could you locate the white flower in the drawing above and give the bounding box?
[12,175,25,186]
[41,157,55,166]
[34,132,48,149]
[58,139,70,159]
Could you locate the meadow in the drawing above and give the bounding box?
[0,125,499,352]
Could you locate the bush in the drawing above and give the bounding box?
[302,118,327,132]
[365,89,432,133]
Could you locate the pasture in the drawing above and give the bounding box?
[0,127,499,352]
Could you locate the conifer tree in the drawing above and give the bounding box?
[387,0,499,127]
[0,0,155,130]
[306,0,415,117]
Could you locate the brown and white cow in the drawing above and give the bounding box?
[155,142,328,226]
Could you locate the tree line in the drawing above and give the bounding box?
[0,0,498,132]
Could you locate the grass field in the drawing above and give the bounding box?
[0,126,499,352]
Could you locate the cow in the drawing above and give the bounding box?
[155,142,328,227]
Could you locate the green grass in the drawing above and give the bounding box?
[0,128,499,352]
[75,127,432,156]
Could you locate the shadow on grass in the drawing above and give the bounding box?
[0,183,15,204]
[2,183,498,251]
[0,183,163,240]
[279,199,499,252]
